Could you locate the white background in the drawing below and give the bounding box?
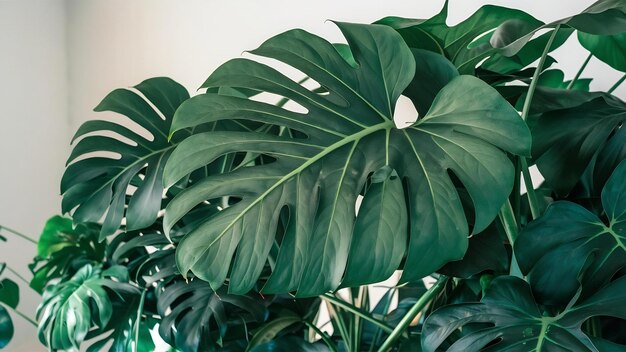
[1,0,624,350]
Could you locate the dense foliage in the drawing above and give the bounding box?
[2,0,626,350]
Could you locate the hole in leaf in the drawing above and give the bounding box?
[393,95,418,129]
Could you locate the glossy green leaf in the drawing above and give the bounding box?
[0,280,18,310]
[530,92,626,195]
[29,216,105,293]
[157,279,268,352]
[579,32,626,72]
[61,77,190,238]
[516,159,626,305]
[164,23,530,296]
[36,264,139,350]
[422,275,626,351]
[0,305,13,349]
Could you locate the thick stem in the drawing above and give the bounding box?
[609,73,626,94]
[324,300,350,349]
[566,53,592,90]
[498,200,524,278]
[0,225,37,245]
[376,276,448,352]
[518,25,561,221]
[520,158,540,219]
[321,293,395,336]
[134,289,148,352]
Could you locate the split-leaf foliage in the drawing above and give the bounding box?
[2,0,626,350]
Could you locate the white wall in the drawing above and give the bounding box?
[1,0,625,350]
[0,1,67,350]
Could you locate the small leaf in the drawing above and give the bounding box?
[0,280,18,309]
[0,305,13,349]
[579,32,626,72]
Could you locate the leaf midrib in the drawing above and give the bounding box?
[186,120,394,268]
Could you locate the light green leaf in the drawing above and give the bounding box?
[36,264,139,350]
[164,23,530,296]
[579,32,626,72]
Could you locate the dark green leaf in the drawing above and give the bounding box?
[250,335,329,352]
[246,315,301,351]
[341,166,407,287]
[164,23,530,296]
[530,92,626,195]
[422,275,626,351]
[516,159,626,305]
[0,280,18,309]
[402,49,458,116]
[157,279,268,352]
[61,77,190,238]
[0,305,13,349]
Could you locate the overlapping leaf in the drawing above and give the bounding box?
[157,279,267,352]
[422,276,626,351]
[61,77,190,238]
[163,22,530,296]
[36,265,139,350]
[516,159,626,305]
[29,216,105,292]
[530,91,626,195]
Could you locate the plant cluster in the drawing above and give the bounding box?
[2,0,626,351]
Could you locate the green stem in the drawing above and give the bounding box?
[3,265,31,286]
[376,276,448,352]
[324,300,350,350]
[7,305,37,327]
[321,293,396,336]
[609,73,626,94]
[134,289,148,352]
[498,200,524,278]
[368,288,396,352]
[566,53,592,90]
[304,320,338,352]
[518,25,561,221]
[520,158,540,220]
[0,225,37,245]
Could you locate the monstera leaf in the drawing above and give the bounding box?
[579,32,626,72]
[422,276,626,351]
[515,159,626,305]
[0,305,12,349]
[61,77,190,238]
[0,279,17,350]
[157,279,267,352]
[29,216,105,293]
[37,265,139,350]
[163,22,530,296]
[530,91,626,195]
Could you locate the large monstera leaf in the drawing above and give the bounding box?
[61,77,190,238]
[163,22,530,296]
[422,276,626,351]
[515,159,626,306]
